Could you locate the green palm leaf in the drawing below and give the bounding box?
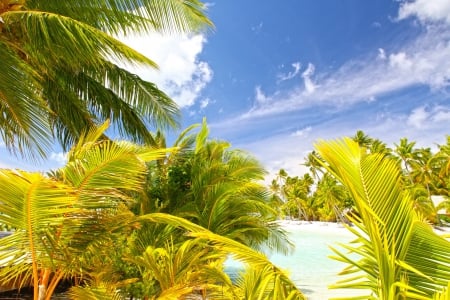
[27,0,213,35]
[0,170,77,293]
[315,137,450,299]
[0,0,212,156]
[0,43,50,158]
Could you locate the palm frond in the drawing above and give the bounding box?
[43,62,179,149]
[0,170,77,291]
[0,41,50,158]
[315,137,450,297]
[2,10,157,71]
[27,0,213,35]
[137,213,305,299]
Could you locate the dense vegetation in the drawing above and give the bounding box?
[0,121,304,300]
[0,1,449,299]
[272,130,450,225]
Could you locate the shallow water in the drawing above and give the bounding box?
[269,222,368,299]
[226,222,369,299]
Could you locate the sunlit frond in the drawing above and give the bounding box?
[315,137,450,298]
[27,0,213,35]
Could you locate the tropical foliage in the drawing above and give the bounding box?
[0,0,212,157]
[274,131,450,225]
[315,137,450,299]
[0,123,304,300]
[141,119,292,254]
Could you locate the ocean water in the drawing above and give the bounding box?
[269,222,368,299]
[226,222,369,300]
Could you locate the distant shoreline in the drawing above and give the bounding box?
[275,219,450,236]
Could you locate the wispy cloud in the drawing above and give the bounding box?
[117,33,212,108]
[291,126,312,137]
[239,25,450,120]
[301,63,317,94]
[277,62,301,82]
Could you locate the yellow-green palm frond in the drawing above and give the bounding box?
[315,137,450,298]
[138,213,305,299]
[27,0,213,35]
[2,10,157,71]
[235,265,304,300]
[68,284,124,300]
[0,170,77,290]
[60,123,170,207]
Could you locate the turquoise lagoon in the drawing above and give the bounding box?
[226,221,367,300]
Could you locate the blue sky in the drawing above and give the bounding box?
[1,0,450,178]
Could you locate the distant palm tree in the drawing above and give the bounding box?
[314,173,350,222]
[0,0,212,157]
[303,150,324,181]
[394,137,417,179]
[352,130,373,148]
[369,138,392,156]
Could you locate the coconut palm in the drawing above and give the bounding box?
[141,120,293,254]
[394,137,417,176]
[139,213,306,300]
[0,122,305,299]
[303,150,325,181]
[313,173,351,222]
[0,0,212,157]
[315,137,450,299]
[369,138,393,156]
[0,122,170,299]
[352,129,373,149]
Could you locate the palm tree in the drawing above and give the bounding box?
[0,123,304,300]
[0,0,212,157]
[369,138,393,156]
[352,129,373,149]
[145,119,292,254]
[313,173,350,222]
[302,150,324,181]
[281,174,315,221]
[0,122,170,299]
[315,137,450,299]
[394,137,417,181]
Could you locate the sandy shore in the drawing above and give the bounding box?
[275,219,450,237]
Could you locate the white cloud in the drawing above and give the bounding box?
[301,63,317,94]
[200,98,210,109]
[254,86,269,105]
[291,126,312,137]
[407,106,429,128]
[117,33,212,107]
[378,48,386,60]
[237,103,449,180]
[50,152,67,165]
[238,26,450,120]
[372,22,382,28]
[398,0,450,24]
[277,62,301,82]
[389,52,413,70]
[433,108,450,122]
[407,105,450,128]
